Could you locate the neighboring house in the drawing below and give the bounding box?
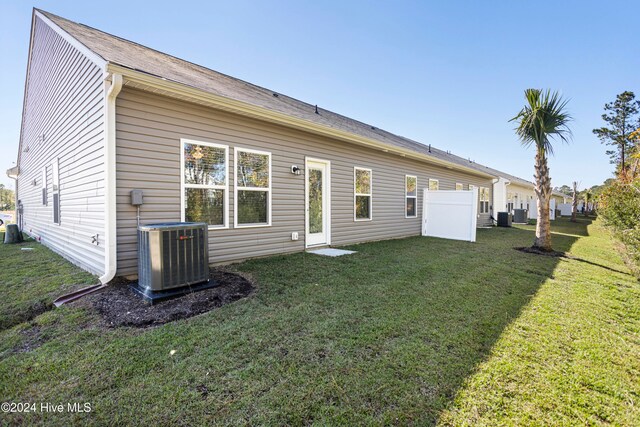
[7,9,560,281]
[465,162,568,217]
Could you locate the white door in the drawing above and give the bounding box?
[305,159,330,247]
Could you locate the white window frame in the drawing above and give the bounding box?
[42,167,48,206]
[479,187,490,214]
[469,184,475,191]
[52,158,60,225]
[455,183,463,191]
[354,167,372,221]
[428,178,439,191]
[405,175,417,218]
[234,147,272,228]
[180,138,229,230]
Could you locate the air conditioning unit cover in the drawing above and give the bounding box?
[138,222,209,292]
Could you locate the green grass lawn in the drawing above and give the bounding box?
[0,218,638,425]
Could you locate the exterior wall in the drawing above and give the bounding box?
[508,183,536,211]
[115,88,494,275]
[16,16,106,275]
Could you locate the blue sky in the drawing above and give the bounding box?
[1,0,638,190]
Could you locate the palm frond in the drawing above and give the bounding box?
[510,88,573,155]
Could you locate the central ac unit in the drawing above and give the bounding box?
[137,222,209,293]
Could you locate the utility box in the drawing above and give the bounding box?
[497,212,512,227]
[513,209,528,224]
[130,189,144,206]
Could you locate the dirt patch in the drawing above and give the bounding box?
[13,324,47,353]
[514,247,568,257]
[82,270,255,328]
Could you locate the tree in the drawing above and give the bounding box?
[555,184,573,196]
[571,181,579,222]
[511,89,572,251]
[582,190,592,216]
[593,91,640,176]
[0,184,13,211]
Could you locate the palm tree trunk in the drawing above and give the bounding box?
[533,150,552,251]
[571,182,578,222]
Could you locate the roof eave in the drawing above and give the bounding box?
[106,63,496,180]
[6,166,19,179]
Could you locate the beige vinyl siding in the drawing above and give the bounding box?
[16,16,105,275]
[115,88,493,275]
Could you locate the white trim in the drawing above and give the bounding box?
[428,178,439,191]
[405,175,417,218]
[107,64,496,180]
[34,10,107,68]
[234,147,272,228]
[354,167,372,221]
[180,138,229,230]
[305,157,331,248]
[51,157,60,225]
[479,186,490,214]
[41,167,47,206]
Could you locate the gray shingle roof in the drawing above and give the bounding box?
[39,9,561,194]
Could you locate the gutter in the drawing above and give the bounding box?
[99,73,122,284]
[107,64,495,180]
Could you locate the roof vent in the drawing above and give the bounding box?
[315,105,319,114]
[428,144,431,153]
[273,93,279,97]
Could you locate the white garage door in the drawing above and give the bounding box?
[422,188,478,242]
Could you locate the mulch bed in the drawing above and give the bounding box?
[514,246,569,258]
[81,269,255,328]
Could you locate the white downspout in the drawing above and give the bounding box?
[99,73,123,284]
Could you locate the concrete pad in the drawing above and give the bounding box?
[307,248,357,257]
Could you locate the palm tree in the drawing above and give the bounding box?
[571,181,579,222]
[583,190,592,216]
[511,89,572,251]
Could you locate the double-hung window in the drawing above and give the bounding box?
[181,139,228,228]
[428,179,439,191]
[479,187,490,213]
[354,167,372,221]
[405,175,417,218]
[235,148,271,227]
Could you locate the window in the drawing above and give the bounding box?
[507,192,514,212]
[469,184,475,191]
[42,167,47,206]
[428,179,439,191]
[479,187,490,214]
[235,147,271,227]
[181,139,229,228]
[52,158,60,224]
[405,175,417,218]
[455,183,463,191]
[354,167,372,220]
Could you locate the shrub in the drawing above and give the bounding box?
[598,179,640,277]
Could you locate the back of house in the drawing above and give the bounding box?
[10,9,560,280]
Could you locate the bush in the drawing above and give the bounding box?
[598,179,640,277]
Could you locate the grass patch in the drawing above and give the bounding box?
[0,233,97,330]
[0,218,638,425]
